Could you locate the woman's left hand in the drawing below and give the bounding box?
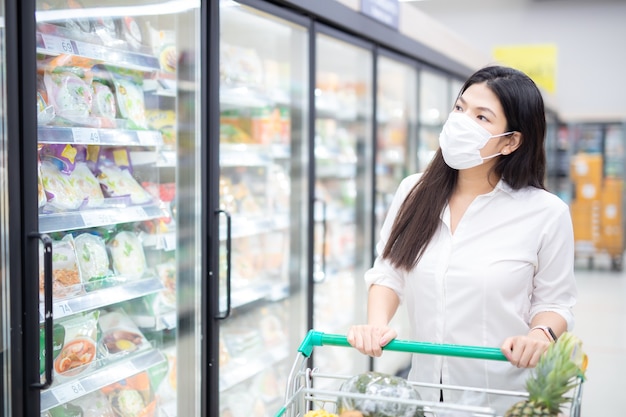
[500,335,551,368]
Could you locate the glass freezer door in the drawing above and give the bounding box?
[34,1,203,416]
[313,30,373,381]
[0,3,7,415]
[373,53,418,376]
[218,2,309,416]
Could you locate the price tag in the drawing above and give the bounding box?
[160,312,176,330]
[71,40,102,60]
[72,128,101,144]
[53,380,87,404]
[117,206,148,223]
[162,233,177,251]
[136,131,160,146]
[54,301,73,318]
[81,210,117,226]
[41,34,76,55]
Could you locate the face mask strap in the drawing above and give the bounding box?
[490,131,516,139]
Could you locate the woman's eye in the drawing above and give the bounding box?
[453,104,463,112]
[477,115,489,122]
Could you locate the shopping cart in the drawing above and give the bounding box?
[275,330,584,417]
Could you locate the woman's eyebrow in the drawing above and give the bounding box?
[458,96,497,118]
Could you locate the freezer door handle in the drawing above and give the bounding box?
[215,210,232,319]
[30,232,54,389]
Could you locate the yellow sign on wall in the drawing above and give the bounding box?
[492,44,557,93]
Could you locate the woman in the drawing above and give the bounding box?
[347,66,577,413]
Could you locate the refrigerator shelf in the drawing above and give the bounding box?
[38,126,163,147]
[220,213,289,240]
[39,203,169,233]
[228,281,288,311]
[39,276,165,323]
[219,343,288,393]
[36,30,160,72]
[220,143,291,166]
[40,348,166,412]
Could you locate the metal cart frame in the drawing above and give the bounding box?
[275,330,584,417]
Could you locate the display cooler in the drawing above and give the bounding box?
[0,1,472,416]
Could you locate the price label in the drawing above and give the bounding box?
[41,34,76,55]
[136,131,160,146]
[160,312,176,330]
[53,381,87,404]
[162,233,177,251]
[54,301,73,318]
[72,128,101,144]
[71,40,102,60]
[81,210,117,226]
[117,206,148,223]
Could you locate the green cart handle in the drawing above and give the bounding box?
[298,330,508,361]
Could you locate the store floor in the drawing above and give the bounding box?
[573,256,626,417]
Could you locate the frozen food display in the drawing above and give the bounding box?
[43,69,93,122]
[98,310,149,359]
[97,164,153,205]
[34,2,195,416]
[74,232,112,286]
[100,372,158,417]
[39,234,83,301]
[52,310,99,380]
[40,160,86,211]
[108,231,147,279]
[71,162,106,208]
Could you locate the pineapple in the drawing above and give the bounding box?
[504,332,588,417]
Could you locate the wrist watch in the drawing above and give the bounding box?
[531,325,558,342]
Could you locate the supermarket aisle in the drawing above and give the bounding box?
[572,258,626,417]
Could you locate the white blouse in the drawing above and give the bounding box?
[365,173,577,414]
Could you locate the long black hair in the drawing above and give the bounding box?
[382,66,547,270]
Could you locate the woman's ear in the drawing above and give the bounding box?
[501,132,522,155]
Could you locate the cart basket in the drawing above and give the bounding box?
[274,330,584,417]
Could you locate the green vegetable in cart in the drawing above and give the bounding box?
[338,371,424,417]
[504,332,588,417]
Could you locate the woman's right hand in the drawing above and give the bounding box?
[347,325,397,357]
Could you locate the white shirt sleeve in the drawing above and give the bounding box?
[530,203,577,330]
[364,174,422,304]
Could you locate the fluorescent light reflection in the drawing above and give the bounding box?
[36,0,199,21]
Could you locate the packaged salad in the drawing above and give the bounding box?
[71,162,105,208]
[90,79,117,128]
[110,70,147,129]
[43,70,93,123]
[108,231,147,279]
[74,233,112,289]
[97,164,153,205]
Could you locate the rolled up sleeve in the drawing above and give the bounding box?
[530,205,577,330]
[364,174,421,304]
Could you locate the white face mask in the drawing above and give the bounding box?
[439,112,514,170]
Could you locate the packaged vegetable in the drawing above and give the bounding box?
[74,233,112,286]
[39,234,84,301]
[90,79,117,126]
[108,231,147,279]
[119,16,144,51]
[53,310,99,380]
[43,70,93,122]
[338,371,424,417]
[40,160,85,211]
[97,164,153,205]
[101,372,157,417]
[110,71,146,129]
[71,162,105,208]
